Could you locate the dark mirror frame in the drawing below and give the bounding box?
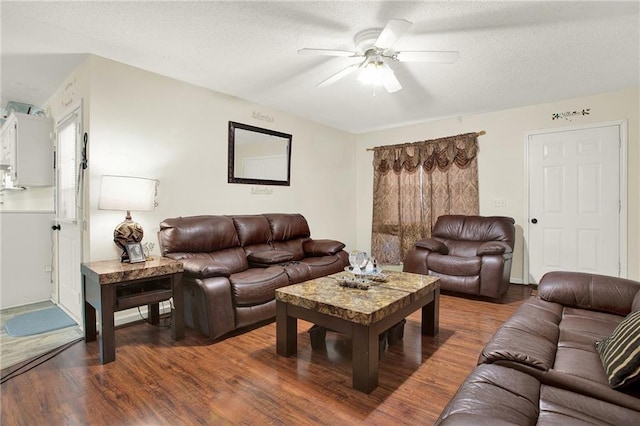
[228,121,292,186]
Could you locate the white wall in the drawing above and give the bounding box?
[85,56,357,262]
[355,88,640,282]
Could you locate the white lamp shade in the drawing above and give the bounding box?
[98,175,158,212]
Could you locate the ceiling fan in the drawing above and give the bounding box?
[298,19,459,93]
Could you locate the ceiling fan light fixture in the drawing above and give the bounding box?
[357,61,402,93]
[299,18,455,93]
[357,61,383,85]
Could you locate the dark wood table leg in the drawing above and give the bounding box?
[422,288,440,336]
[171,273,184,340]
[149,303,160,324]
[84,300,97,342]
[352,323,379,393]
[276,300,297,356]
[99,285,116,364]
[83,275,97,342]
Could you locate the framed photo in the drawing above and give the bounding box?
[125,242,146,263]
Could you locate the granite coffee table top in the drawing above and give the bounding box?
[276,270,439,326]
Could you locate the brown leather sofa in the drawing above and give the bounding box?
[437,271,640,424]
[403,215,515,299]
[158,213,349,339]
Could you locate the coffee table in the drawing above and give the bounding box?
[275,270,440,393]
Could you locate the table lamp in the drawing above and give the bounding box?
[98,175,158,262]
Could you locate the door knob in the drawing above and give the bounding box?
[531,218,538,224]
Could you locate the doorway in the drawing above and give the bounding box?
[54,102,84,322]
[525,121,627,284]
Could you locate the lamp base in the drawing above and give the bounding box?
[114,218,144,262]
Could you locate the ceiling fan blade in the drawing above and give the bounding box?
[395,51,460,63]
[298,48,359,57]
[374,19,412,50]
[316,62,362,88]
[379,63,402,93]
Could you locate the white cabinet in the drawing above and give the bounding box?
[0,112,53,186]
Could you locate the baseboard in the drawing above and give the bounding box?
[510,277,524,285]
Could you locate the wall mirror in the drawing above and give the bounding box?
[228,121,292,186]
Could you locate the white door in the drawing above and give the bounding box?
[55,104,84,322]
[527,124,623,284]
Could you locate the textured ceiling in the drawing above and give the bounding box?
[2,1,638,133]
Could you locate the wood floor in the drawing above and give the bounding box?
[0,285,532,425]
[0,301,83,370]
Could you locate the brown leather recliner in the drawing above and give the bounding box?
[403,215,515,299]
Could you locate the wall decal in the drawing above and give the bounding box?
[252,111,275,123]
[61,77,77,107]
[552,108,590,121]
[250,186,274,195]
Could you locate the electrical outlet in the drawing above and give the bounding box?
[493,198,506,207]
[44,266,52,272]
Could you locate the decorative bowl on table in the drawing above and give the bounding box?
[343,266,388,282]
[337,275,372,290]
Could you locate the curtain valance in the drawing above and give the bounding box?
[372,132,481,174]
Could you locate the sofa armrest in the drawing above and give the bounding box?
[180,258,231,279]
[538,271,640,316]
[303,239,345,256]
[477,241,512,256]
[414,238,448,254]
[248,250,293,267]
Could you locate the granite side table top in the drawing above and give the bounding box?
[276,270,439,325]
[81,257,184,285]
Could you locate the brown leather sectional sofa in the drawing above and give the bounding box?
[437,271,640,424]
[158,213,349,339]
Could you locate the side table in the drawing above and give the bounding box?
[81,257,184,364]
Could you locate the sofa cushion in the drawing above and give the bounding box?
[229,266,289,306]
[479,297,561,370]
[301,255,346,279]
[546,307,624,387]
[476,241,512,256]
[281,262,312,284]
[436,364,540,425]
[414,238,448,254]
[428,253,480,276]
[248,250,294,266]
[595,309,640,389]
[207,247,250,274]
[436,364,640,425]
[538,271,640,316]
[242,243,273,257]
[272,240,305,261]
[168,249,248,275]
[264,213,310,240]
[432,215,515,245]
[232,215,272,246]
[303,239,345,256]
[438,240,483,258]
[159,215,240,255]
[180,258,231,278]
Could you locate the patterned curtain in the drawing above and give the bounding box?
[371,132,480,264]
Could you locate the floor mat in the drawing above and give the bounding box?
[4,307,76,337]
